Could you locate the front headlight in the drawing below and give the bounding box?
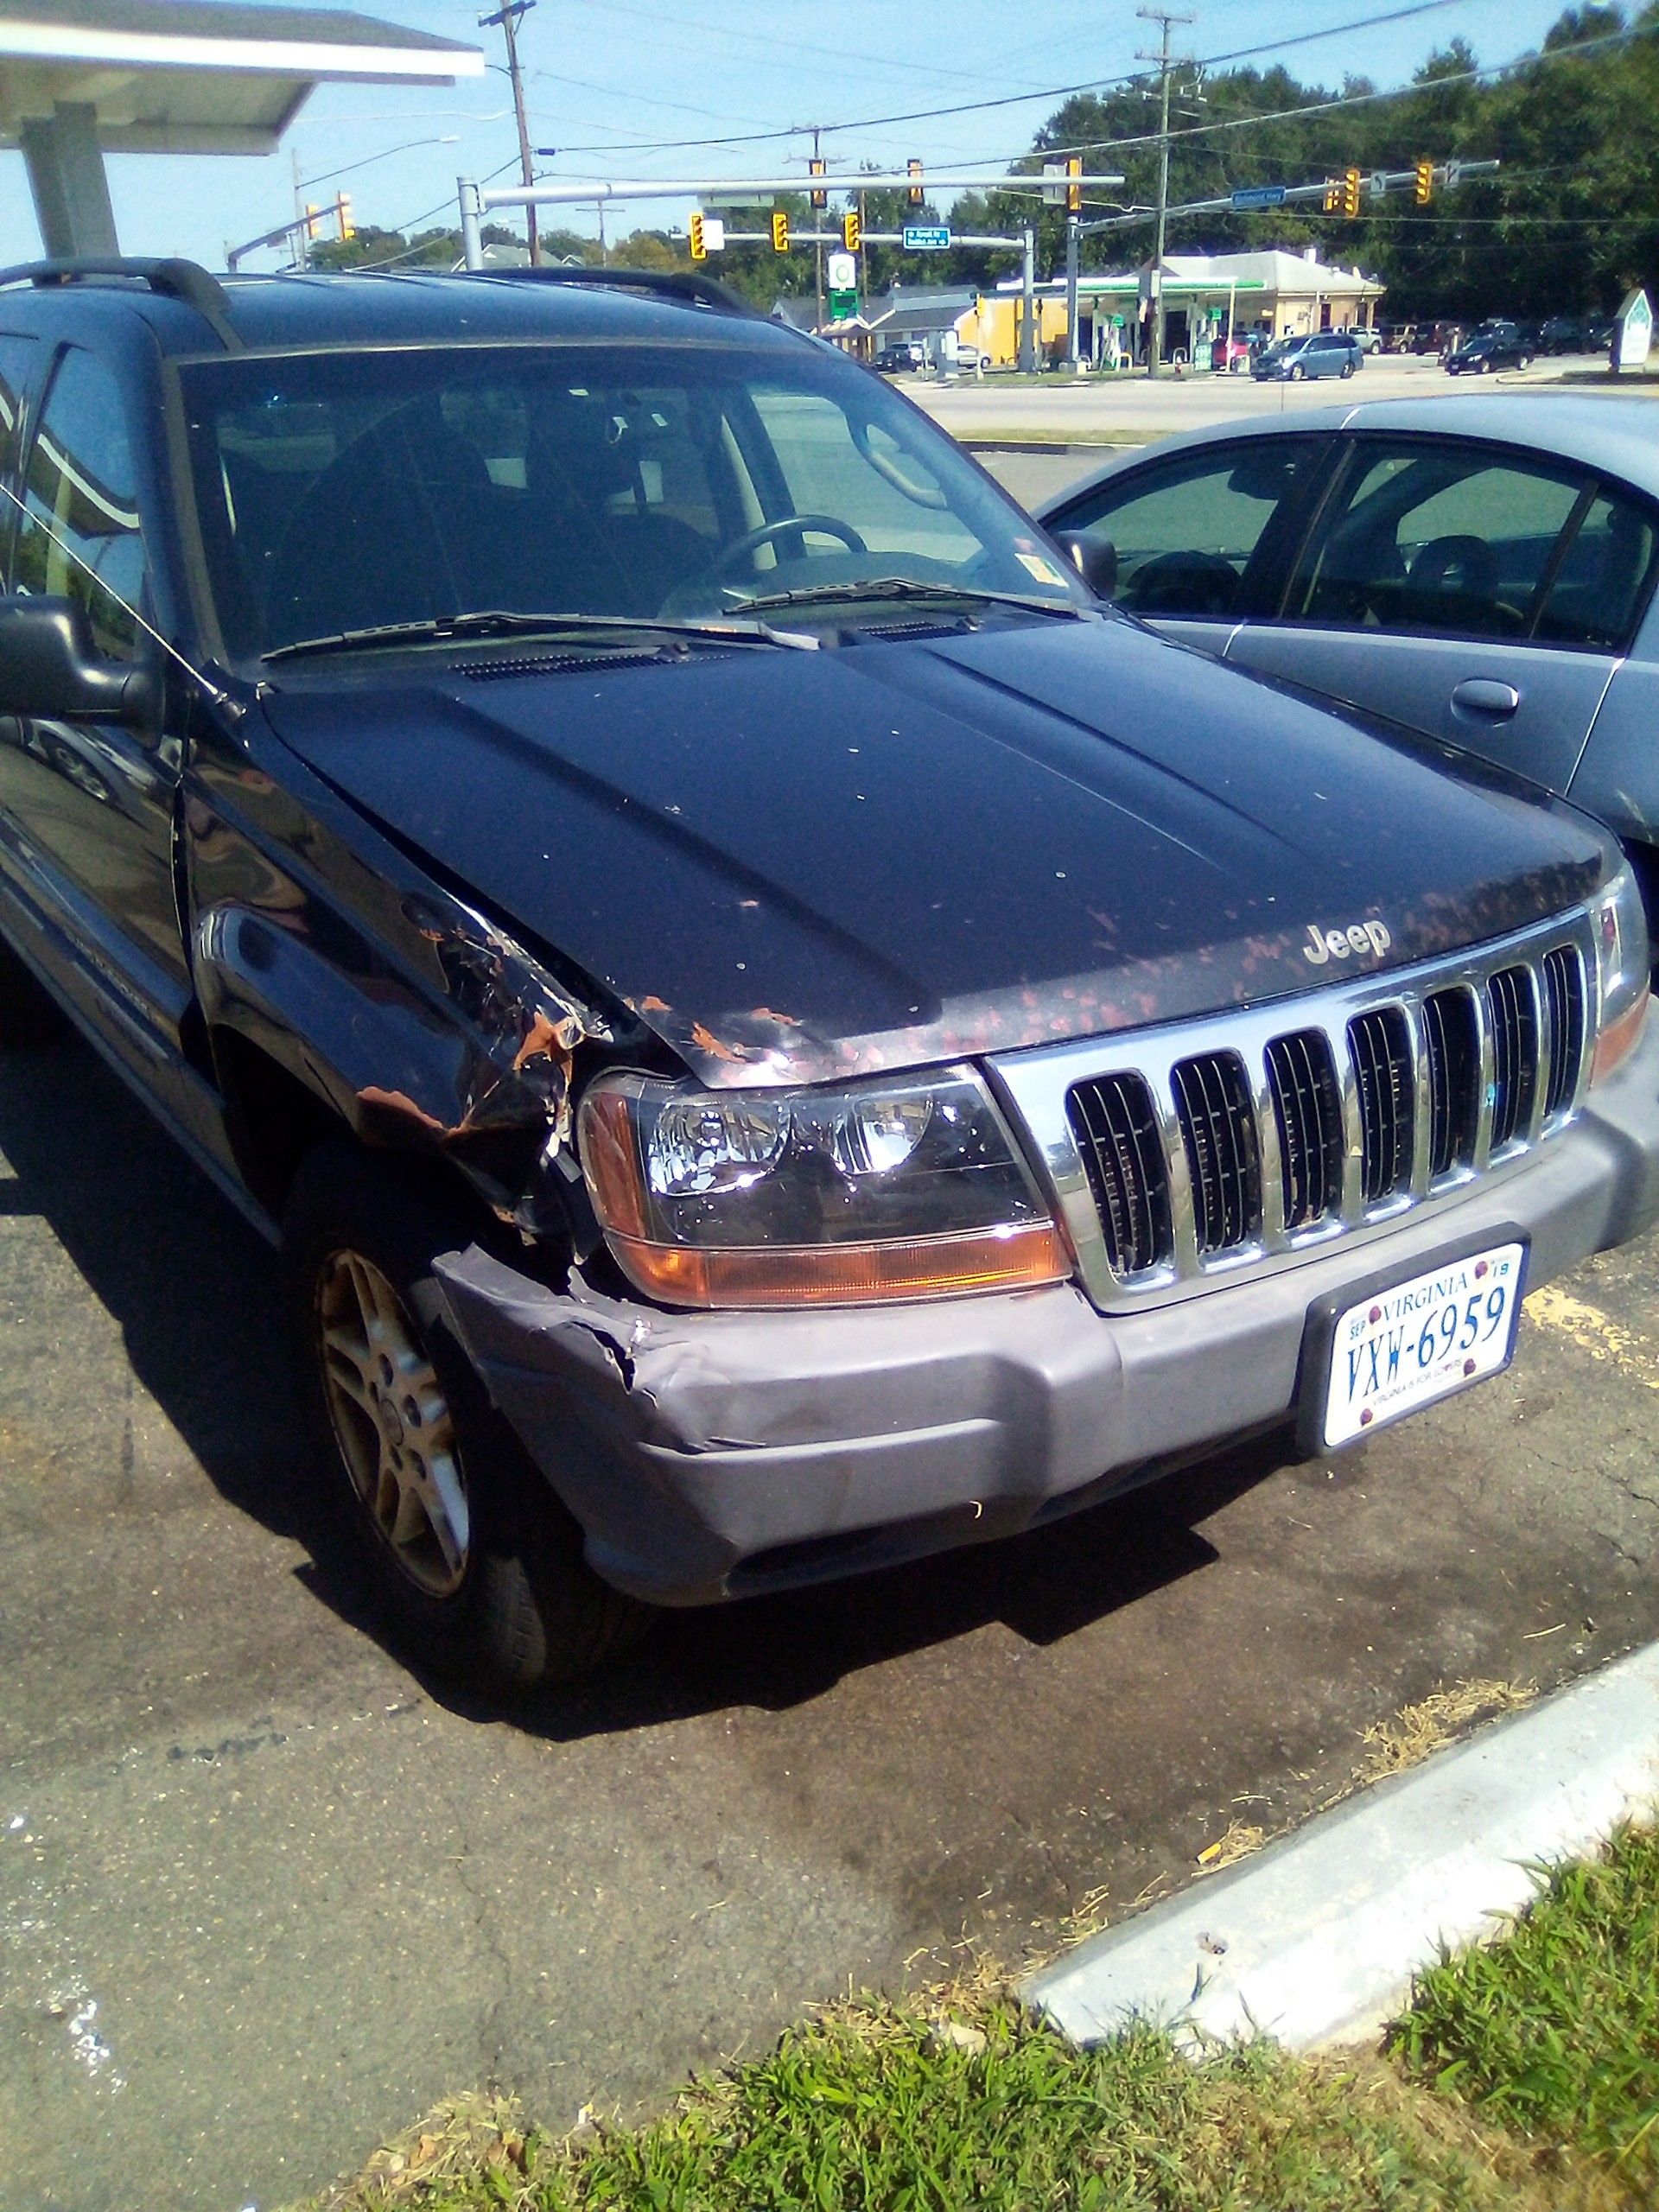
[577,1065,1070,1308]
[1592,862,1650,1084]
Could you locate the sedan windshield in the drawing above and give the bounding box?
[179,338,1084,663]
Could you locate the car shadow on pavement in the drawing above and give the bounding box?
[0,1028,1293,1729]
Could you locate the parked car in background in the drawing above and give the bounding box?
[1349,326,1383,353]
[873,340,924,373]
[1446,325,1535,373]
[1252,330,1362,381]
[3,266,1656,1698]
[1540,314,1591,354]
[1210,333,1251,372]
[1039,395,1659,919]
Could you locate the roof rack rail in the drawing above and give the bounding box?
[0,258,241,351]
[459,265,761,319]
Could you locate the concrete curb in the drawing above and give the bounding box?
[1026,1641,1659,2052]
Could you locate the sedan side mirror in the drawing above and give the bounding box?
[0,596,156,728]
[1050,528,1119,601]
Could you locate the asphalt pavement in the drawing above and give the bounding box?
[5,1012,1659,2210]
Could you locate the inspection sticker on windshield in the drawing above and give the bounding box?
[1318,1239,1527,1448]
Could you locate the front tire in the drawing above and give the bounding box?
[1288,363,1306,381]
[1480,358,1494,374]
[282,1142,645,1694]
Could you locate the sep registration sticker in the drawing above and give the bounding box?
[1321,1240,1525,1448]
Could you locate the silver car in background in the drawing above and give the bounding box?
[1039,395,1659,911]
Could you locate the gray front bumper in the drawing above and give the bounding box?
[435,1022,1659,1606]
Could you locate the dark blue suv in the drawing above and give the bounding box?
[0,257,1652,1693]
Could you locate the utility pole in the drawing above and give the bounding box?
[1137,5,1192,378]
[291,145,308,270]
[481,0,541,265]
[812,126,824,333]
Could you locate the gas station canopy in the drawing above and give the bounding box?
[0,1,483,255]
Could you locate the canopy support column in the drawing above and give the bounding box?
[20,102,118,257]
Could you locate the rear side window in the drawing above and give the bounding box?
[15,347,148,659]
[1052,437,1324,619]
[1535,488,1659,649]
[1287,442,1584,640]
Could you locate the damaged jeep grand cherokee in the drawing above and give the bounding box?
[0,259,1656,1692]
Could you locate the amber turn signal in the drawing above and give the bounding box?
[605,1222,1071,1309]
[1592,984,1649,1085]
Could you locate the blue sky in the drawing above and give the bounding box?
[0,0,1589,266]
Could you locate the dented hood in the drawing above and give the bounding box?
[259,616,1611,1088]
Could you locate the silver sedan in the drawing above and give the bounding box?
[1038,395,1659,891]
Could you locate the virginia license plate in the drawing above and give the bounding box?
[1319,1238,1527,1448]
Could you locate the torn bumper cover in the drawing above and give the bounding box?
[435,1022,1659,1606]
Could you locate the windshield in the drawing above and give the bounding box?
[178,339,1084,662]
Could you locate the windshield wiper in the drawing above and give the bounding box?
[261,608,817,664]
[732,576,1083,620]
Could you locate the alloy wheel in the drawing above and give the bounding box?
[315,1248,471,1596]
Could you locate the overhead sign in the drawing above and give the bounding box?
[1230,185,1285,211]
[1617,286,1653,372]
[826,249,856,291]
[902,225,951,251]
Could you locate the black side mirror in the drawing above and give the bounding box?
[0,596,156,727]
[1049,527,1119,601]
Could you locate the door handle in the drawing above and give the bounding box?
[1450,677,1521,718]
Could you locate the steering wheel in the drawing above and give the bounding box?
[1125,549,1238,618]
[713,512,868,579]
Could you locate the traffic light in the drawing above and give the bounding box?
[809,156,827,210]
[1342,167,1362,219]
[1323,178,1342,213]
[771,208,790,253]
[336,192,354,240]
[1415,158,1434,204]
[842,207,861,253]
[907,158,924,207]
[303,201,321,240]
[1066,154,1082,214]
[689,210,707,262]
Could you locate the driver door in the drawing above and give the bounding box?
[0,345,190,1052]
[1040,435,1337,655]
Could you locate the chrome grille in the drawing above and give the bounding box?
[1266,1030,1343,1230]
[1423,987,1480,1179]
[1066,1071,1171,1277]
[1172,1052,1262,1252]
[1542,945,1586,1117]
[1487,964,1538,1151]
[992,911,1598,1312]
[1350,1006,1414,1204]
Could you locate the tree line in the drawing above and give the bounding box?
[308,2,1658,323]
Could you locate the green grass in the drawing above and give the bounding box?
[1391,1821,1659,2181]
[302,1995,1610,2212]
[302,1824,1659,2211]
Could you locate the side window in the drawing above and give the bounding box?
[1290,442,1584,640]
[1055,438,1322,618]
[16,348,148,660]
[1535,488,1659,650]
[0,334,37,589]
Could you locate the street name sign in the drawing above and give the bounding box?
[1230,185,1286,210]
[902,225,951,250]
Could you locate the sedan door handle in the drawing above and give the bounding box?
[1450,677,1521,719]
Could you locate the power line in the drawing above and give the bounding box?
[532,0,1478,157]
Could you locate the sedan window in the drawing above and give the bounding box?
[1287,442,1586,640]
[1051,438,1324,620]
[1535,489,1659,650]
